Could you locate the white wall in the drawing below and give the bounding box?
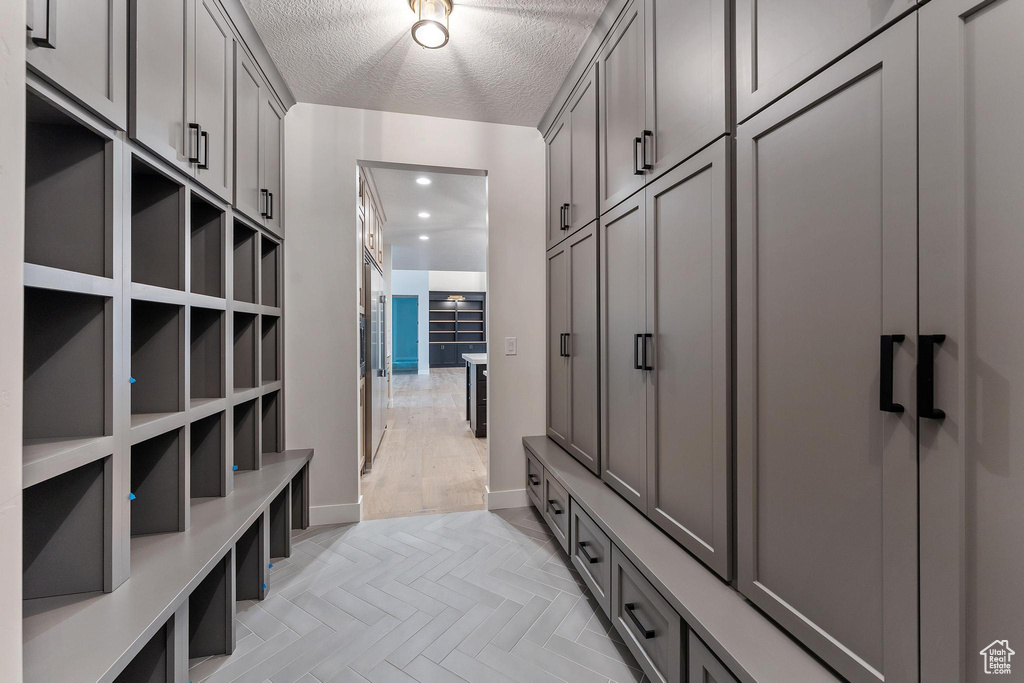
[285,104,545,522]
[429,270,487,292]
[392,270,431,374]
[0,0,25,677]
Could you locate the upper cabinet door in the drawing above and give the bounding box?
[568,65,599,234]
[130,0,190,172]
[547,244,570,446]
[234,46,263,223]
[567,223,600,475]
[736,17,918,683]
[193,0,234,201]
[546,115,572,250]
[644,138,731,581]
[644,0,729,178]
[919,1,1024,680]
[261,92,285,236]
[598,1,646,215]
[735,0,914,122]
[600,192,648,511]
[27,0,127,128]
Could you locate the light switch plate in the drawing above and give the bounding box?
[505,337,517,355]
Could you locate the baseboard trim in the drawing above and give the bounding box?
[486,487,529,510]
[310,496,362,525]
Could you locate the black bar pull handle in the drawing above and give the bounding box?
[642,333,653,371]
[624,603,655,639]
[558,204,564,231]
[633,137,643,175]
[577,541,599,564]
[634,333,643,370]
[563,203,571,230]
[260,189,269,217]
[641,130,653,171]
[563,333,570,358]
[267,192,274,220]
[198,130,210,170]
[528,474,540,486]
[547,500,563,515]
[880,334,905,413]
[188,123,202,164]
[919,334,946,420]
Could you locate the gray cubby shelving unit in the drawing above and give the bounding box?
[235,514,267,601]
[22,74,300,683]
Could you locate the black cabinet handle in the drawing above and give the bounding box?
[547,500,563,515]
[641,130,653,171]
[562,333,571,357]
[267,192,274,220]
[563,203,570,230]
[577,541,599,564]
[260,189,269,217]
[529,474,540,486]
[633,137,643,175]
[634,333,643,370]
[919,334,946,420]
[641,333,653,371]
[198,130,210,170]
[624,603,655,639]
[879,334,905,413]
[188,123,202,164]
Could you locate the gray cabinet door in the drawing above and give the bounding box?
[546,115,571,250]
[234,46,263,223]
[919,1,1024,680]
[568,64,598,234]
[193,0,234,201]
[735,0,913,122]
[736,17,917,683]
[643,0,729,178]
[27,0,127,128]
[598,0,646,215]
[600,192,647,510]
[547,244,570,446]
[567,223,599,474]
[644,138,731,580]
[130,0,190,172]
[261,92,285,236]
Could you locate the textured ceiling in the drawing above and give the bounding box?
[369,167,488,271]
[240,0,606,126]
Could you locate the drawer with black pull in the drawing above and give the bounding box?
[611,546,683,683]
[570,501,612,616]
[526,451,545,510]
[542,470,570,552]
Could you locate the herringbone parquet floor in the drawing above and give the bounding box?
[189,506,646,683]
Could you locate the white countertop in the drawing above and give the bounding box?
[462,353,487,364]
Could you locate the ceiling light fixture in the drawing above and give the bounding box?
[416,177,431,185]
[420,235,430,240]
[418,212,430,218]
[409,0,452,49]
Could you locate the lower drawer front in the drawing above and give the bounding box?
[611,546,683,683]
[688,630,737,683]
[542,471,570,553]
[526,452,544,509]
[570,501,612,617]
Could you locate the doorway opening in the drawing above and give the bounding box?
[357,161,489,520]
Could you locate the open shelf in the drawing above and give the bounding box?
[191,412,226,498]
[113,618,172,683]
[24,457,108,600]
[233,399,258,471]
[262,390,280,454]
[25,91,109,278]
[130,429,184,537]
[291,466,309,531]
[190,194,224,298]
[233,312,257,390]
[132,300,184,416]
[24,288,110,459]
[261,236,280,307]
[233,225,257,304]
[191,307,224,400]
[261,315,279,383]
[235,515,266,601]
[131,158,184,291]
[268,486,290,559]
[189,551,233,659]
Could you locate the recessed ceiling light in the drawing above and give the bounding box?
[419,235,430,240]
[418,212,430,218]
[416,177,431,185]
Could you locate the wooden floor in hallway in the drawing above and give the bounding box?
[361,368,487,520]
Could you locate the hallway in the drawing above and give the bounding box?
[361,368,487,520]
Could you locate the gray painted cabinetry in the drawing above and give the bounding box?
[234,46,264,222]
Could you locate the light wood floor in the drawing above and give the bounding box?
[361,368,487,520]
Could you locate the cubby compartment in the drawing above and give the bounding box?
[233,312,257,390]
[261,315,279,383]
[189,552,233,659]
[268,486,291,559]
[235,514,266,601]
[130,429,184,536]
[25,92,110,278]
[261,391,280,454]
[24,288,110,446]
[131,158,184,291]
[191,412,225,498]
[233,399,258,472]
[191,307,224,400]
[261,236,280,307]
[233,225,257,303]
[132,301,184,418]
[190,195,225,298]
[291,466,309,531]
[24,457,108,599]
[113,619,172,683]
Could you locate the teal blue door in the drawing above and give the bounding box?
[392,295,419,373]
